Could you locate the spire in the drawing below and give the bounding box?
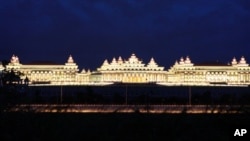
[175,60,179,65]
[185,56,191,64]
[130,53,136,60]
[179,57,184,65]
[128,53,139,63]
[235,56,249,67]
[111,57,117,65]
[15,56,19,63]
[11,54,15,63]
[98,59,110,70]
[67,55,74,63]
[81,69,86,73]
[65,55,77,69]
[10,54,20,64]
[147,57,158,67]
[150,57,155,63]
[117,56,123,64]
[239,56,247,64]
[231,57,237,65]
[102,59,109,66]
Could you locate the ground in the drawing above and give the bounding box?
[1,113,250,141]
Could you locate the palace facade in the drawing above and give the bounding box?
[5,55,90,85]
[163,56,250,86]
[96,53,165,83]
[2,53,250,86]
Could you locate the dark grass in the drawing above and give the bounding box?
[1,113,250,141]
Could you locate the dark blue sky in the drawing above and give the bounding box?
[1,0,250,70]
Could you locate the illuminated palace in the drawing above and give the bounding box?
[5,55,91,85]
[2,53,250,86]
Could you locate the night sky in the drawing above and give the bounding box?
[1,0,250,70]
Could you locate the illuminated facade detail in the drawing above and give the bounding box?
[96,53,166,83]
[0,62,3,86]
[3,54,250,86]
[6,55,82,85]
[0,62,4,72]
[164,56,250,86]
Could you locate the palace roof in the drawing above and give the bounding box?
[97,53,164,71]
[173,56,249,67]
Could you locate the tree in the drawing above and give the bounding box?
[1,69,23,86]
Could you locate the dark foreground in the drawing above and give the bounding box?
[1,113,250,141]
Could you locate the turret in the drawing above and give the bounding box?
[10,55,20,64]
[185,56,191,64]
[174,60,179,66]
[176,56,193,66]
[147,57,158,67]
[81,69,86,73]
[65,55,77,65]
[97,59,110,71]
[184,56,193,66]
[67,55,74,63]
[239,56,247,64]
[117,56,123,65]
[128,53,140,63]
[179,57,184,65]
[103,59,109,65]
[231,57,237,66]
[64,55,79,71]
[237,56,248,66]
[111,57,117,65]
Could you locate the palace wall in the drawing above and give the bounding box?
[4,54,250,86]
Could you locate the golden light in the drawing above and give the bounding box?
[1,54,249,86]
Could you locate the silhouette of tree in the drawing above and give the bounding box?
[1,69,23,86]
[1,59,9,67]
[0,68,26,109]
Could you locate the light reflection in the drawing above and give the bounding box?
[5,104,248,114]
